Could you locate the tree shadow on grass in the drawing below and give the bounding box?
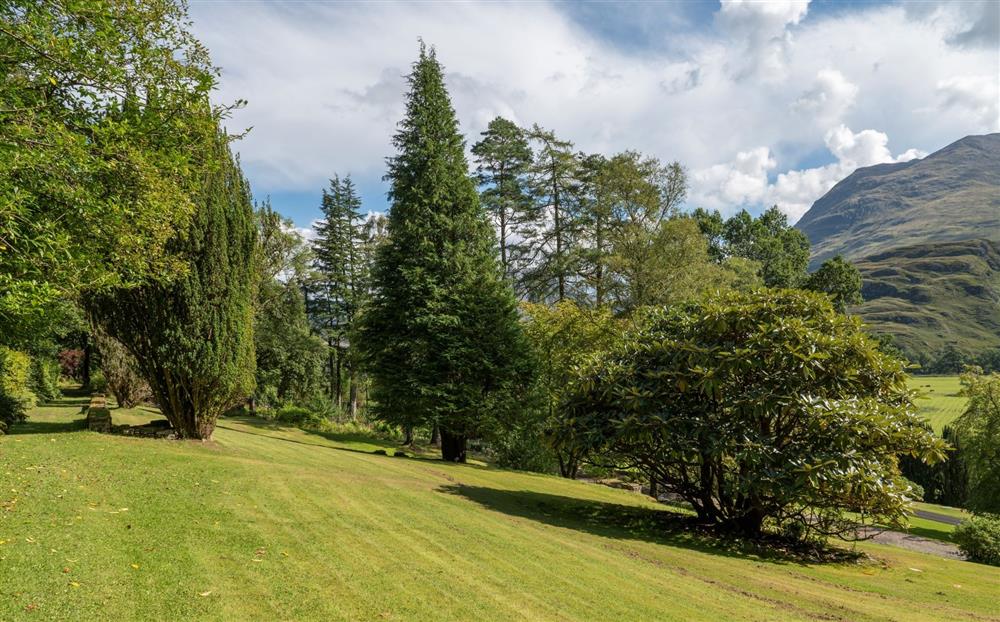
[438,484,862,566]
[11,417,88,435]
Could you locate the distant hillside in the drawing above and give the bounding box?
[796,133,1000,268]
[853,239,1000,358]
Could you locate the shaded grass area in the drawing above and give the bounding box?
[1,393,998,621]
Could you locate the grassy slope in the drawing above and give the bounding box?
[2,395,998,621]
[907,376,968,433]
[853,239,1000,359]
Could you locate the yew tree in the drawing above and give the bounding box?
[89,134,257,440]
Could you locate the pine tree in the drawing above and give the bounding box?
[523,126,580,302]
[358,43,533,462]
[471,117,533,281]
[311,175,365,412]
[88,133,257,439]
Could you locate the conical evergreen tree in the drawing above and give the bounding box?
[359,43,533,462]
[88,132,257,439]
[311,175,366,408]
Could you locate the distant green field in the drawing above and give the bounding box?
[908,376,967,433]
[2,391,999,620]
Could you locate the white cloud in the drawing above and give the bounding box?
[936,75,1000,129]
[691,125,928,221]
[188,1,999,224]
[793,69,858,122]
[715,0,810,80]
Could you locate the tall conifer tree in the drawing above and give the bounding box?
[311,175,365,409]
[359,43,533,462]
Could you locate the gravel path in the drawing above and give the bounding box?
[861,528,965,560]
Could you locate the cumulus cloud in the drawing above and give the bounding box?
[189,0,999,224]
[715,0,810,80]
[690,125,928,221]
[792,69,858,122]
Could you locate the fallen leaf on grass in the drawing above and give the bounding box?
[25,537,35,543]
[131,564,140,569]
[198,591,212,597]
[62,567,70,574]
[908,568,923,573]
[69,581,80,588]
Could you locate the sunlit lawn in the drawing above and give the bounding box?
[1,390,998,621]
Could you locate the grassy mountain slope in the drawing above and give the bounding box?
[796,133,999,267]
[854,239,1000,358]
[2,393,998,621]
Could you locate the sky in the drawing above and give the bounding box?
[188,0,1000,233]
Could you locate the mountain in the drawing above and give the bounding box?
[853,239,1000,357]
[795,134,1000,359]
[796,133,1000,268]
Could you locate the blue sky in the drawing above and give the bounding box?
[189,0,999,232]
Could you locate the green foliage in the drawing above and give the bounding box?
[0,347,35,433]
[521,125,580,302]
[900,425,968,507]
[696,207,810,289]
[88,134,257,439]
[804,255,863,312]
[309,175,371,415]
[0,1,227,337]
[522,301,621,477]
[953,514,1000,566]
[255,281,326,408]
[558,289,947,538]
[471,117,534,279]
[954,371,1000,514]
[92,327,149,409]
[254,204,326,409]
[29,357,60,402]
[359,43,534,462]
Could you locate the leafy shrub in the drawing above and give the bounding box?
[276,405,326,428]
[0,347,36,434]
[558,289,947,539]
[953,514,1000,566]
[93,328,150,408]
[902,478,925,501]
[488,423,558,474]
[88,369,108,394]
[30,358,60,402]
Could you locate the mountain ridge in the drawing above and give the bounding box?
[794,133,1000,359]
[796,133,1000,268]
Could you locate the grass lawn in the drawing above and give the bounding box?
[2,392,998,621]
[907,376,967,433]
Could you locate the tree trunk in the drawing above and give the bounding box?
[327,344,336,400]
[248,395,256,416]
[348,369,358,422]
[82,334,92,389]
[334,346,343,409]
[430,423,441,447]
[440,429,467,463]
[649,474,659,500]
[402,425,414,446]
